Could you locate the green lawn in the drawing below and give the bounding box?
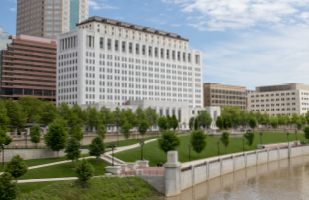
[17,177,163,200]
[18,181,63,193]
[104,136,158,148]
[114,132,303,167]
[19,158,109,180]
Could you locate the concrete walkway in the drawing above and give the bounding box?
[28,156,95,169]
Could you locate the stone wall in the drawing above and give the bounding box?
[0,149,89,162]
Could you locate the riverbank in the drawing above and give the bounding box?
[17,177,164,200]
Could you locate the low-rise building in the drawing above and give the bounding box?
[247,83,309,116]
[203,83,246,110]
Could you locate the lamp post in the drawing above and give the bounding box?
[295,130,298,142]
[286,132,290,147]
[217,141,220,156]
[109,143,116,166]
[242,138,245,152]
[188,144,191,161]
[2,144,4,170]
[139,140,144,161]
[259,132,263,145]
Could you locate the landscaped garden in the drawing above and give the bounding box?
[17,177,164,200]
[114,132,303,167]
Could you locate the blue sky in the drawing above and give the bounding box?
[2,0,309,90]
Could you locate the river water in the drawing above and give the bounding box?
[166,155,309,200]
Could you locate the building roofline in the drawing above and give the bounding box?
[203,82,246,89]
[77,16,189,42]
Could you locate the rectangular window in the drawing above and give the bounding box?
[100,37,104,49]
[115,40,119,51]
[122,41,126,52]
[129,42,132,53]
[136,44,139,54]
[107,39,111,50]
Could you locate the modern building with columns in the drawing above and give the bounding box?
[56,16,203,108]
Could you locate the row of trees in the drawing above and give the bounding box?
[216,107,309,130]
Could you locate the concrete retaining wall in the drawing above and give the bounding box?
[178,145,309,193]
[0,149,89,162]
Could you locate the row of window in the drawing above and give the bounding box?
[252,103,296,107]
[211,89,245,95]
[251,98,296,102]
[251,92,296,98]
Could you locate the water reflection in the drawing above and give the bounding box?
[166,155,309,200]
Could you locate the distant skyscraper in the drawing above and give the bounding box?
[16,0,89,39]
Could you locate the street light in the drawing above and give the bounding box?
[286,132,290,147]
[259,132,263,145]
[109,143,116,166]
[295,130,298,142]
[139,140,144,161]
[188,144,192,161]
[217,141,220,156]
[242,138,245,152]
[2,144,4,170]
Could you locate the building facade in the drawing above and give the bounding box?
[247,83,309,116]
[56,16,203,108]
[0,35,57,102]
[203,83,246,110]
[16,0,89,39]
[0,27,12,87]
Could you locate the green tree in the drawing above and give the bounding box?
[306,111,309,125]
[220,132,230,154]
[44,119,68,158]
[30,125,41,148]
[291,113,300,124]
[145,107,158,129]
[190,130,207,158]
[189,117,195,130]
[198,111,212,130]
[5,99,27,129]
[58,102,78,125]
[69,124,84,142]
[76,159,94,188]
[72,103,87,125]
[136,107,147,123]
[216,116,224,130]
[243,131,255,149]
[138,120,149,138]
[296,120,302,130]
[270,117,278,129]
[65,138,81,168]
[96,125,106,140]
[300,115,307,125]
[221,107,242,126]
[123,109,137,127]
[223,117,233,129]
[158,116,168,131]
[0,172,18,200]
[99,106,114,125]
[18,97,42,123]
[166,115,172,129]
[303,126,309,143]
[194,118,199,130]
[259,112,270,126]
[4,155,28,181]
[0,101,9,132]
[113,107,126,128]
[0,128,12,145]
[121,122,133,141]
[85,106,100,129]
[277,114,287,126]
[248,117,257,130]
[89,136,105,158]
[158,130,181,153]
[171,114,179,130]
[36,102,59,125]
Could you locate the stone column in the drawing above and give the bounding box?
[164,151,182,197]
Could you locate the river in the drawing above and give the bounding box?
[165,155,309,200]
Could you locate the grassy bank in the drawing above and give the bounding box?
[19,158,108,180]
[115,132,303,166]
[17,177,163,200]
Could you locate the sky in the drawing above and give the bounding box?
[1,0,309,90]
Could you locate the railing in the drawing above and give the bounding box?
[222,156,233,161]
[181,166,192,172]
[143,170,164,176]
[195,162,206,168]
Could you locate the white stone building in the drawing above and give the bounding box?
[56,16,203,108]
[247,83,309,116]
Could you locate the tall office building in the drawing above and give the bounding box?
[0,35,57,102]
[16,0,89,39]
[56,16,203,108]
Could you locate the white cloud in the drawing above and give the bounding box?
[89,0,119,10]
[202,26,309,89]
[163,0,309,31]
[171,24,182,27]
[10,8,16,12]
